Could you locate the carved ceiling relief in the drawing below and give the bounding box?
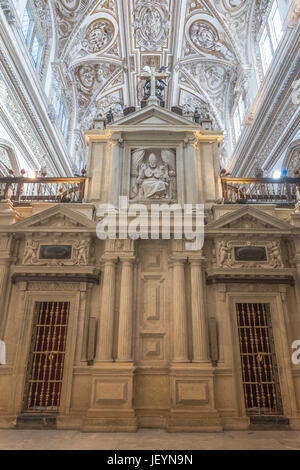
[74,62,121,123]
[181,61,231,125]
[55,0,90,53]
[81,18,114,53]
[188,0,210,14]
[188,20,237,63]
[253,0,272,39]
[93,89,124,125]
[133,0,170,50]
[214,0,250,53]
[48,0,260,162]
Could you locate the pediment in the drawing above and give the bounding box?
[108,104,201,129]
[206,206,293,232]
[13,205,96,231]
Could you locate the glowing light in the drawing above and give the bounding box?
[273,170,281,179]
[27,170,37,179]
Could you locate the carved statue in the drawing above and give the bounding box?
[269,242,284,268]
[194,108,200,124]
[218,241,233,267]
[130,149,177,200]
[95,102,105,119]
[141,66,168,102]
[106,108,114,124]
[23,240,39,265]
[74,240,89,265]
[137,153,169,199]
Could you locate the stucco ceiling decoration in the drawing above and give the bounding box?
[48,0,270,162]
[188,19,236,62]
[222,0,246,13]
[81,18,114,53]
[133,0,170,50]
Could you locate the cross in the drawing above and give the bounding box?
[140,66,168,99]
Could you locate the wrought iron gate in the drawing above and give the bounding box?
[24,301,70,412]
[236,303,283,415]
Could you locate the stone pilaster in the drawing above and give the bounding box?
[171,258,188,362]
[96,256,118,361]
[190,258,210,362]
[117,257,135,362]
[0,235,13,333]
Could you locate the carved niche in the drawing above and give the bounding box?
[130,148,177,201]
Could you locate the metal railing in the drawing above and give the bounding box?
[0,177,87,205]
[221,177,300,205]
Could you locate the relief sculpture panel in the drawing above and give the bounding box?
[130,148,177,201]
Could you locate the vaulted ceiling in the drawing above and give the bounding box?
[51,0,264,159]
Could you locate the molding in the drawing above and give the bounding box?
[11,273,100,284]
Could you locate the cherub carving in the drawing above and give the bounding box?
[269,242,284,268]
[218,241,233,267]
[23,240,39,265]
[74,240,89,265]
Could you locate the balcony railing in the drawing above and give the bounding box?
[221,177,300,205]
[0,177,87,205]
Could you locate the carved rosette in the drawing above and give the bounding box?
[81,19,114,53]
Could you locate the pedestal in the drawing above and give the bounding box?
[167,364,222,432]
[83,363,137,432]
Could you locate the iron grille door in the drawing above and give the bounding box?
[236,303,283,415]
[24,301,70,412]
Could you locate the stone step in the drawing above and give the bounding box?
[16,413,57,430]
[249,415,290,430]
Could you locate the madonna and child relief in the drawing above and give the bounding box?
[130,148,177,201]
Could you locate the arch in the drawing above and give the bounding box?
[282,139,300,176]
[0,139,20,176]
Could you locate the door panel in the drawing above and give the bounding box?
[236,303,282,415]
[24,301,70,412]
